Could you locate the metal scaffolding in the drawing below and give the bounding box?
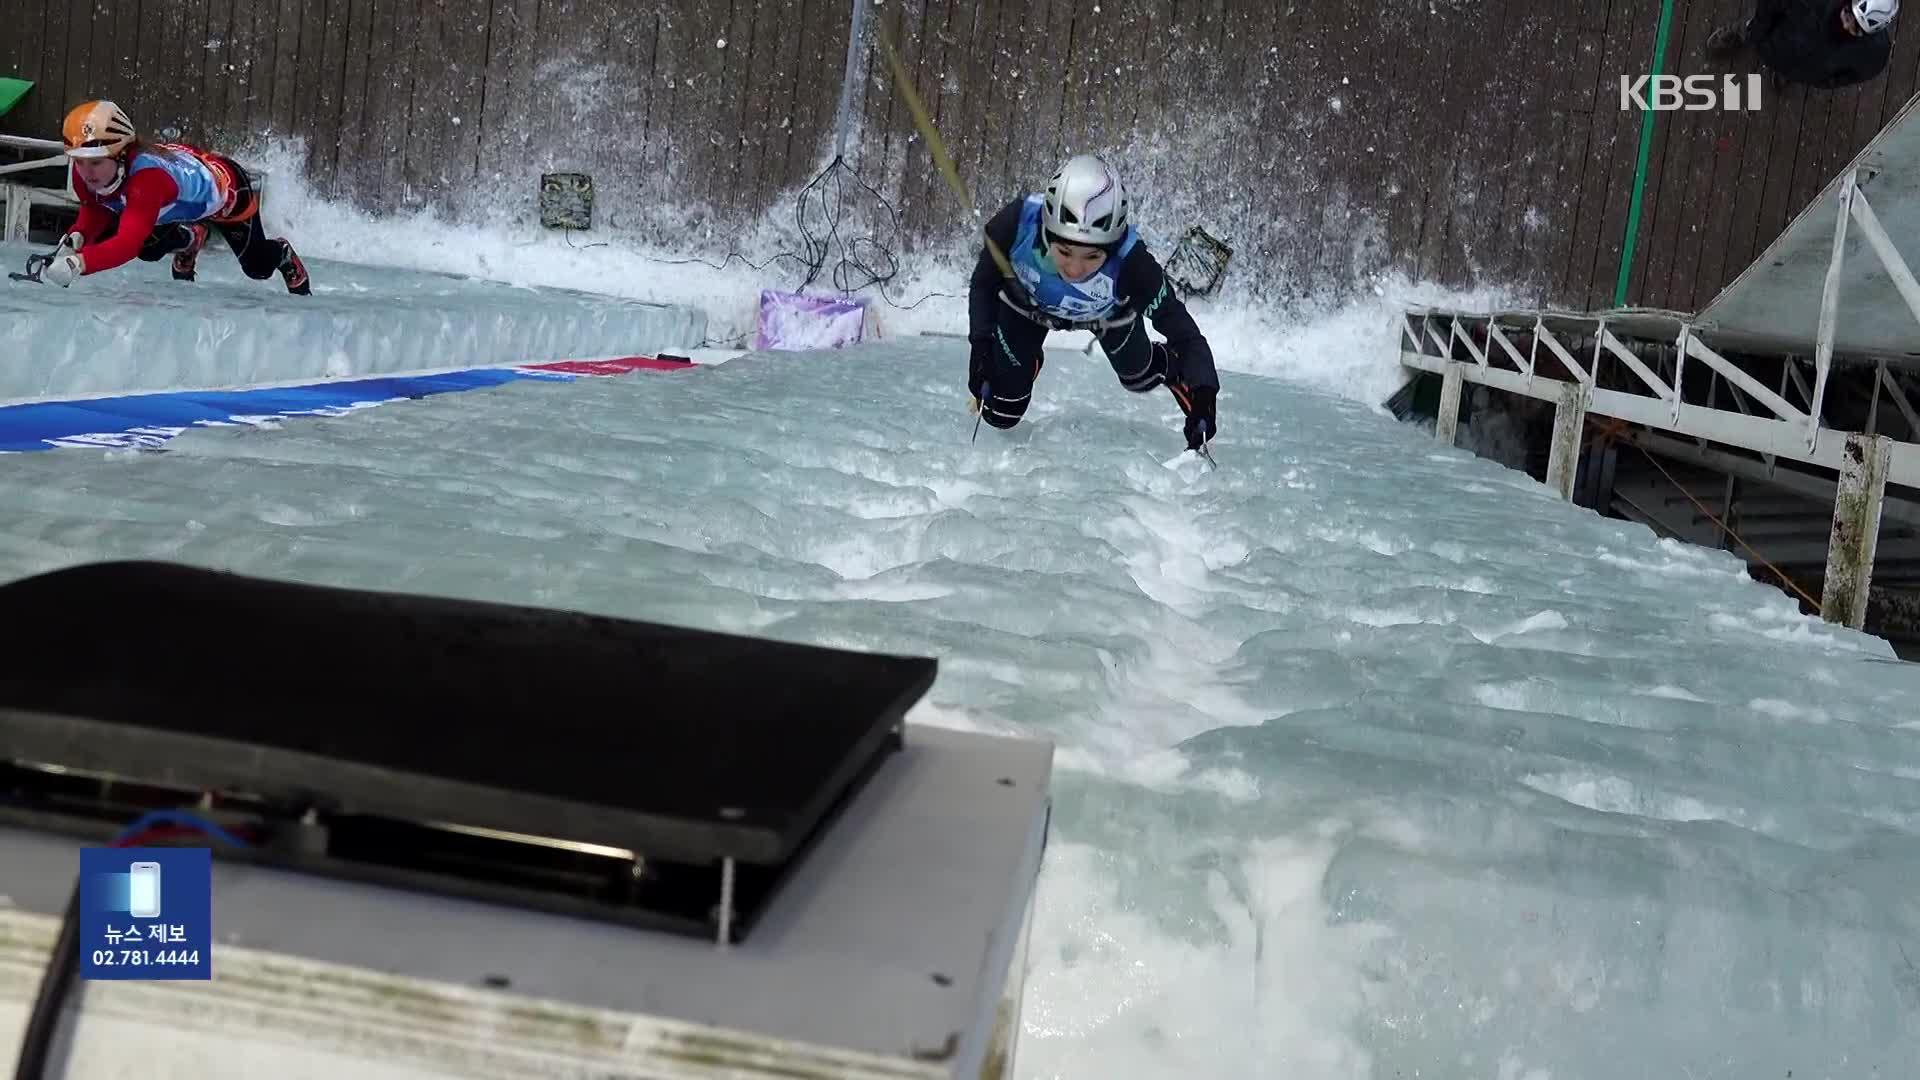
[1398,157,1920,634]
[0,132,75,243]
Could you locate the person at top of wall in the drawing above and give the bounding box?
[1704,0,1897,91]
[42,100,310,294]
[966,153,1220,454]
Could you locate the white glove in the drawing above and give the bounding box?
[42,252,84,288]
[56,231,85,256]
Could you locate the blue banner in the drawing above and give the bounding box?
[0,356,694,453]
[78,846,213,980]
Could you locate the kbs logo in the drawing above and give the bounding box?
[1619,74,1763,112]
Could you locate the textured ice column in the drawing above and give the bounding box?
[0,241,705,402]
[0,335,1916,1080]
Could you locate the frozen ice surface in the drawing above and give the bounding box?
[1,334,1917,1080]
[0,240,706,403]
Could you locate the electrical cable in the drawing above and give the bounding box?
[11,886,77,1080]
[11,809,251,1080]
[622,153,964,348]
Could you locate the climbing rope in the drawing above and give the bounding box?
[1588,420,1823,610]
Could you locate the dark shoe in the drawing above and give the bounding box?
[277,240,311,296]
[1704,24,1746,56]
[171,224,207,281]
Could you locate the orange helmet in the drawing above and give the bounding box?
[62,100,137,159]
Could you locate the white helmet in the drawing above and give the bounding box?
[1042,154,1129,248]
[1854,0,1898,32]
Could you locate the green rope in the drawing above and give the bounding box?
[1614,0,1678,307]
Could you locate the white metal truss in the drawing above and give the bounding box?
[0,134,69,179]
[1398,164,1920,634]
[1868,358,1920,439]
[1400,170,1920,494]
[0,133,77,243]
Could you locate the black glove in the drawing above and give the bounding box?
[968,339,992,402]
[1182,383,1217,450]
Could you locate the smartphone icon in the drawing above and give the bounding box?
[128,861,162,919]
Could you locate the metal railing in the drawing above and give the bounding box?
[0,133,75,243]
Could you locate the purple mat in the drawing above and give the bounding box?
[755,289,868,351]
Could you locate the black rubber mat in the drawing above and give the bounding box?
[0,561,933,866]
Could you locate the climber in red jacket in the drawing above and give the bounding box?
[44,99,310,295]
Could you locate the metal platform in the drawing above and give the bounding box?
[1395,85,1920,477]
[0,561,1054,1078]
[0,723,1052,1079]
[1694,93,1920,363]
[1392,92,1920,640]
[1397,306,1920,489]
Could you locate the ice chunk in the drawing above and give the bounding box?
[0,317,1916,1080]
[0,241,704,403]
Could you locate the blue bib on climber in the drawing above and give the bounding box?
[1008,193,1139,325]
[97,146,227,226]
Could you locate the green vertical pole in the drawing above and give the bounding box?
[1614,0,1678,307]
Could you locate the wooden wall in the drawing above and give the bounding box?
[3,0,1917,311]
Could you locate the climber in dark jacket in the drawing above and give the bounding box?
[1705,0,1897,90]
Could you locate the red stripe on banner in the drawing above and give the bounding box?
[527,356,695,376]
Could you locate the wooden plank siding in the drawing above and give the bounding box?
[0,0,1914,313]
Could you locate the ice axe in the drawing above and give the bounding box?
[1192,420,1218,470]
[8,249,54,284]
[9,233,80,284]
